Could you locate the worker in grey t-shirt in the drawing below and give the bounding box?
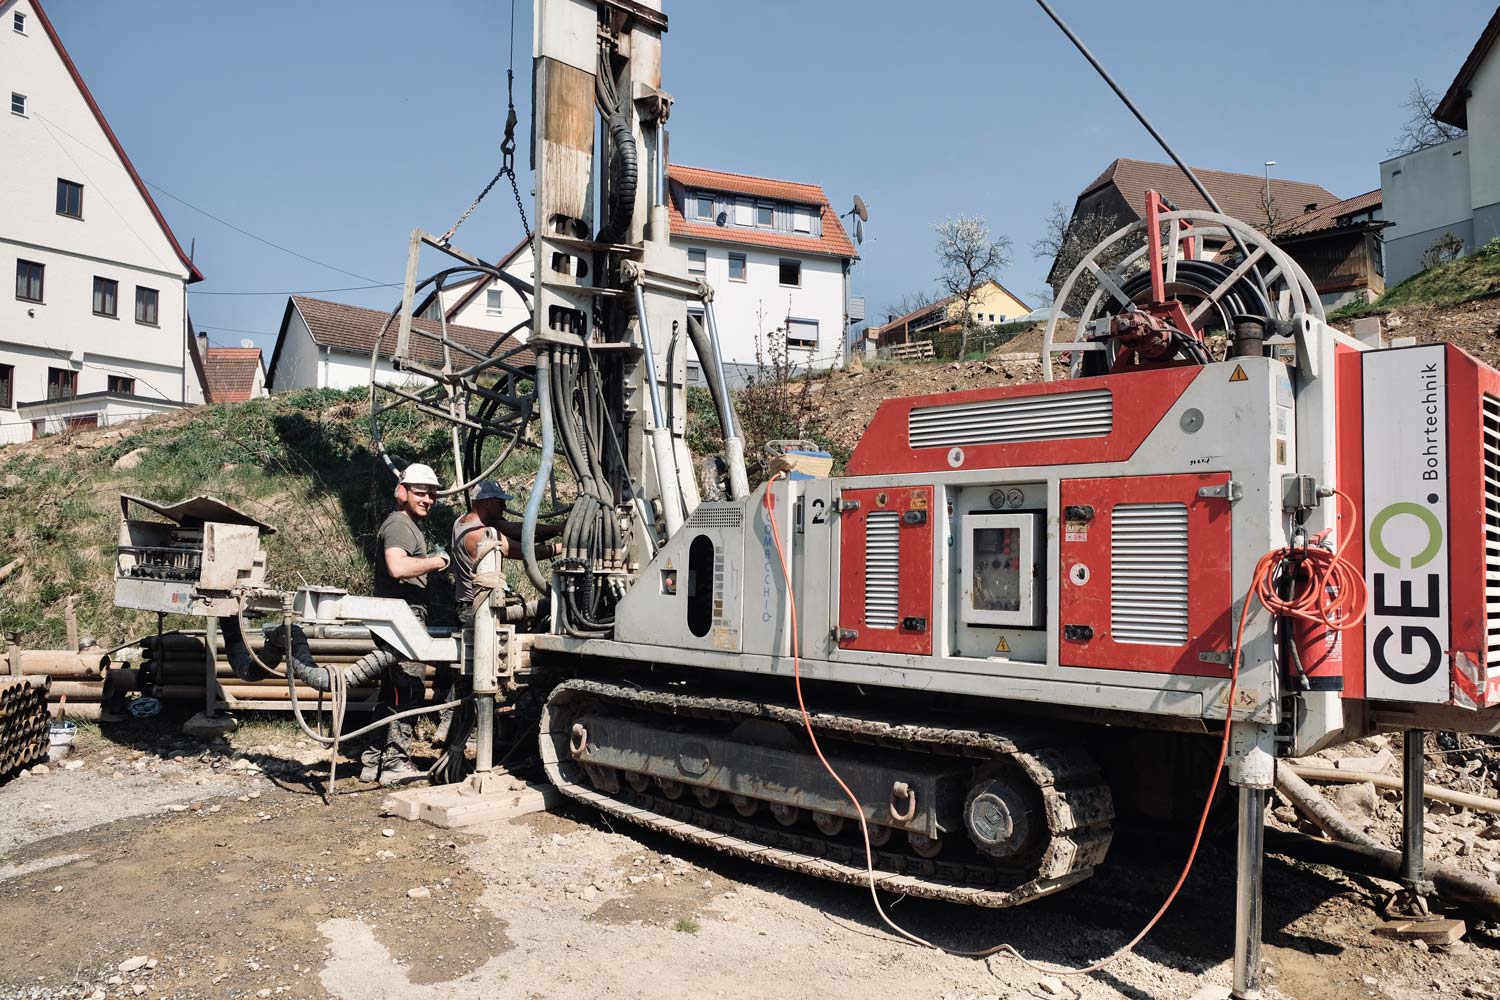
[362,463,450,786]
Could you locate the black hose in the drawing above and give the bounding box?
[222,619,395,692]
[600,111,638,244]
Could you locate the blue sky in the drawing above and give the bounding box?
[42,0,1495,353]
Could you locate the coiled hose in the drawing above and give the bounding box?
[219,614,394,691]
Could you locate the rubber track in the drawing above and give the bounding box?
[540,678,1114,907]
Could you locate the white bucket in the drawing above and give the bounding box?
[47,721,77,762]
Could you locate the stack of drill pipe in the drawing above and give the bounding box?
[0,678,50,773]
[141,630,436,710]
[18,651,115,716]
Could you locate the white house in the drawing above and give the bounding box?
[1381,8,1500,284]
[266,295,529,392]
[411,167,861,387]
[668,165,858,385]
[1,0,204,442]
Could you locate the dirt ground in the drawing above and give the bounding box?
[4,720,1500,1000]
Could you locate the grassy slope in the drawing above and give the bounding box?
[0,387,462,648]
[1332,242,1500,320]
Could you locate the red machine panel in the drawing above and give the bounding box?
[846,366,1200,477]
[837,486,934,656]
[1335,343,1368,699]
[1058,473,1233,676]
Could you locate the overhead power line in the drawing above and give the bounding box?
[34,112,385,285]
[191,283,401,297]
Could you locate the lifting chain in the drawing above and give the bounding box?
[438,3,530,247]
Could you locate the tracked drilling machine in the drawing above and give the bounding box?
[111,2,1500,996]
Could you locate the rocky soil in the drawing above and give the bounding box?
[4,718,1500,1000]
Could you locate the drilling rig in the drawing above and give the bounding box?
[112,3,1500,997]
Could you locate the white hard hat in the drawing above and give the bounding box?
[399,463,442,488]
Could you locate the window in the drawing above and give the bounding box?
[728,253,746,282]
[778,258,801,286]
[56,179,83,219]
[485,288,503,316]
[687,248,707,275]
[756,203,775,228]
[135,286,159,325]
[10,92,25,116]
[695,195,714,220]
[108,375,136,395]
[93,277,118,317]
[13,11,25,32]
[686,362,701,384]
[0,364,12,408]
[792,207,812,233]
[15,260,43,302]
[786,318,818,351]
[47,367,77,401]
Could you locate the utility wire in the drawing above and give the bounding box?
[144,184,384,284]
[191,283,400,296]
[34,112,383,285]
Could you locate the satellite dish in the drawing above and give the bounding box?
[852,194,869,222]
[715,211,728,227]
[854,218,864,245]
[239,338,256,349]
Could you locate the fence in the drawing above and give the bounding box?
[876,321,1038,363]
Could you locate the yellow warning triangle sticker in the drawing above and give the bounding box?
[995,636,1011,653]
[1228,364,1249,383]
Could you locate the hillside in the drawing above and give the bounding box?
[5,299,1496,651]
[0,387,458,649]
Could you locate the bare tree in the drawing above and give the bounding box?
[1032,201,1132,315]
[881,288,941,325]
[934,215,1011,358]
[1389,80,1466,157]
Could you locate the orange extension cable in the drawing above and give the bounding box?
[761,474,1367,975]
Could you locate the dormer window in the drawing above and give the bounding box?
[756,203,774,227]
[695,194,714,220]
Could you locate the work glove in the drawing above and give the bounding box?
[431,544,451,572]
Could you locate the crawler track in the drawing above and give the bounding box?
[540,679,1114,906]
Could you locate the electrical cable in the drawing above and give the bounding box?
[1252,489,1369,634]
[758,474,1368,976]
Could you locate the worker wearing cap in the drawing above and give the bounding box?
[434,480,561,743]
[362,462,451,786]
[450,480,562,620]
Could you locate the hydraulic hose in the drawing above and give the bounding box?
[222,613,396,692]
[685,313,749,500]
[522,348,555,593]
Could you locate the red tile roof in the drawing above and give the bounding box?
[1436,6,1500,129]
[1282,189,1383,236]
[667,165,858,260]
[30,2,202,283]
[203,347,263,403]
[268,296,533,386]
[1080,158,1342,228]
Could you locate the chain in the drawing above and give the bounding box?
[438,6,530,247]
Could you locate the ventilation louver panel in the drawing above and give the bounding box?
[908,389,1112,449]
[1111,503,1189,646]
[687,503,743,529]
[864,511,900,629]
[1484,395,1500,671]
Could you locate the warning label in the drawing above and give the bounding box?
[1228,364,1249,383]
[994,636,1011,654]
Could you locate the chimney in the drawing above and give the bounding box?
[196,331,208,356]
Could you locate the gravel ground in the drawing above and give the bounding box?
[4,720,1500,1000]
